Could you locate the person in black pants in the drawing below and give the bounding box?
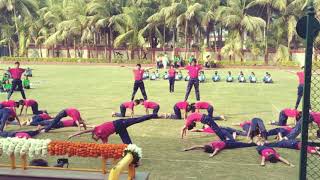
[184,59,202,101]
[131,64,152,101]
[168,65,176,93]
[7,62,26,100]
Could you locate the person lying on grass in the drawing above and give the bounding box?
[68,114,158,144]
[183,140,256,157]
[266,139,320,156]
[181,113,233,141]
[0,126,43,139]
[256,145,294,167]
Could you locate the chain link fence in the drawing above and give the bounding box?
[306,59,320,179]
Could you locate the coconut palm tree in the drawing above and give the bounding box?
[247,0,287,64]
[215,0,266,62]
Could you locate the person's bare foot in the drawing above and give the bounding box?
[111,112,116,117]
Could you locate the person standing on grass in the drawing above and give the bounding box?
[168,65,176,93]
[295,66,305,109]
[7,62,26,100]
[184,59,202,101]
[131,64,152,101]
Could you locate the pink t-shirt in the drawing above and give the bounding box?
[65,108,81,121]
[185,113,203,126]
[203,127,215,134]
[143,101,159,109]
[9,68,25,79]
[195,102,211,109]
[240,121,251,128]
[168,69,176,77]
[311,112,320,127]
[282,126,293,133]
[24,99,37,107]
[93,121,116,143]
[62,119,76,127]
[283,109,299,117]
[39,113,52,120]
[133,69,144,81]
[122,101,135,110]
[175,101,189,110]
[261,148,280,160]
[6,108,16,118]
[297,143,317,153]
[0,100,16,107]
[211,141,226,150]
[185,65,202,78]
[297,71,305,85]
[15,132,31,139]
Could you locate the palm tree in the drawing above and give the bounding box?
[247,0,287,64]
[215,0,266,62]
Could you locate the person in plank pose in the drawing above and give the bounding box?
[184,59,202,101]
[0,100,18,110]
[112,100,142,117]
[269,108,302,126]
[131,64,152,101]
[18,99,46,116]
[183,140,256,157]
[256,145,294,167]
[168,65,176,93]
[68,114,158,144]
[43,108,86,132]
[7,62,27,100]
[141,100,160,115]
[0,107,21,131]
[180,112,233,141]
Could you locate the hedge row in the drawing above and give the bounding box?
[0,57,299,67]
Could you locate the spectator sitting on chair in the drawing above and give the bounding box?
[155,70,160,79]
[198,71,206,83]
[23,76,31,89]
[249,72,257,83]
[212,71,221,82]
[175,70,183,81]
[238,71,246,83]
[24,67,32,77]
[3,79,12,92]
[185,75,190,81]
[226,71,234,83]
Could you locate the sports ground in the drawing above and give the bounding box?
[1,64,301,180]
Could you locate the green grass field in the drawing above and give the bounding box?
[1,64,301,180]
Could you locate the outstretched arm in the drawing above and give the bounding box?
[131,109,134,118]
[189,129,204,132]
[68,129,93,140]
[15,116,21,127]
[19,105,24,116]
[183,145,204,151]
[279,156,294,167]
[209,149,220,158]
[181,126,187,139]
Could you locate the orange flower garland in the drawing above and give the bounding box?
[48,141,127,159]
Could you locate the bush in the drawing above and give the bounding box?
[215,60,299,67]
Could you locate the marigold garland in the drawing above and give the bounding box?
[47,141,128,159]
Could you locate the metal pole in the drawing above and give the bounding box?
[299,1,315,180]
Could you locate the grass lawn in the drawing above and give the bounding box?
[0,64,302,180]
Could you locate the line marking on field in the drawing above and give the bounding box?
[142,158,259,166]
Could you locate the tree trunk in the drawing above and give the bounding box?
[8,42,12,57]
[239,30,244,62]
[163,24,166,51]
[39,44,43,58]
[66,39,71,58]
[184,20,188,61]
[74,39,77,58]
[173,27,176,59]
[264,5,270,64]
[95,32,98,58]
[206,23,210,48]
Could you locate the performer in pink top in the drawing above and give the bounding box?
[270,108,302,126]
[184,140,255,157]
[194,101,215,118]
[184,59,202,101]
[162,101,193,120]
[18,99,45,115]
[0,100,18,109]
[295,67,305,109]
[7,62,26,100]
[131,64,152,101]
[168,65,177,93]
[141,100,160,115]
[44,108,86,132]
[0,128,42,139]
[256,145,294,166]
[112,99,142,117]
[68,114,157,144]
